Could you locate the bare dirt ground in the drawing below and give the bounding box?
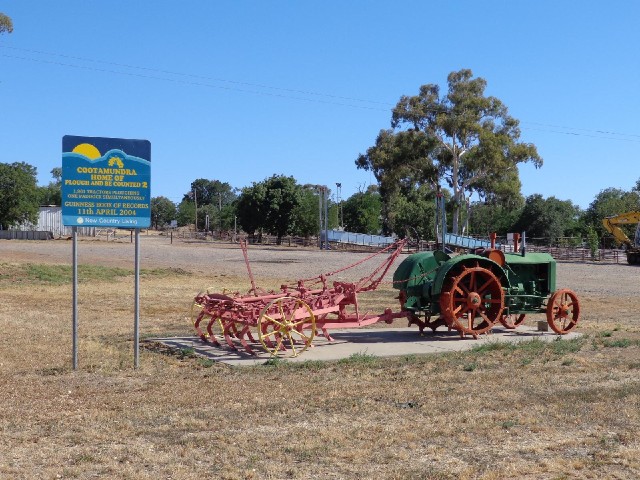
[1,236,639,479]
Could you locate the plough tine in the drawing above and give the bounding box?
[205,316,222,347]
[194,311,210,343]
[238,325,256,355]
[222,320,238,350]
[321,327,334,342]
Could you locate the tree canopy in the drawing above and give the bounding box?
[512,194,581,241]
[151,196,177,229]
[357,69,542,235]
[180,179,238,231]
[183,179,237,207]
[36,168,62,206]
[342,186,382,234]
[584,187,640,238]
[236,175,302,244]
[0,162,40,228]
[0,13,12,35]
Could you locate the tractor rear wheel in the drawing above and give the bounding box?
[546,289,580,334]
[439,264,505,338]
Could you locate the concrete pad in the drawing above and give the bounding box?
[145,325,582,366]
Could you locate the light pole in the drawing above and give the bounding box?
[193,188,198,232]
[335,182,342,229]
[217,192,222,234]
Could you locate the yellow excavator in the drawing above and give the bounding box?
[602,212,640,265]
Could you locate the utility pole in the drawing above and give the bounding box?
[193,188,198,232]
[335,182,342,229]
[324,186,329,250]
[218,192,222,233]
[317,185,330,250]
[318,186,323,249]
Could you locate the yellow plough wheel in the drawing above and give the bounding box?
[258,297,315,357]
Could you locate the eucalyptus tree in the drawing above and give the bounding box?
[0,13,12,35]
[357,69,542,234]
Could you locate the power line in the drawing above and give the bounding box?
[522,121,640,140]
[2,44,640,142]
[0,44,391,107]
[0,52,390,112]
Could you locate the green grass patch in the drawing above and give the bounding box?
[338,351,378,366]
[197,358,215,368]
[501,420,517,429]
[470,341,517,354]
[549,336,584,355]
[0,263,191,285]
[258,357,327,370]
[463,362,478,372]
[263,357,284,367]
[27,264,131,284]
[141,267,191,278]
[602,338,633,348]
[470,337,585,357]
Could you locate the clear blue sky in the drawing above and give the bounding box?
[1,1,638,209]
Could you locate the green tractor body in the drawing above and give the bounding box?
[393,248,577,337]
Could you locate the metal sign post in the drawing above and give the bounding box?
[72,226,78,370]
[62,135,151,370]
[134,229,141,369]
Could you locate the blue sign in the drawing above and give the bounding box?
[62,135,151,228]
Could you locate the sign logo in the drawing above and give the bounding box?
[62,136,151,228]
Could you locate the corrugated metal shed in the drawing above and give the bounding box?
[10,206,96,238]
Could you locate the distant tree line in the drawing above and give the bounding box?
[2,156,639,247]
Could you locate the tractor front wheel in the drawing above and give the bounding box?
[546,289,580,334]
[439,264,505,338]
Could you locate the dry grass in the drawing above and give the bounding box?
[0,242,639,479]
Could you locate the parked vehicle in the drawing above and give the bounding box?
[602,212,640,265]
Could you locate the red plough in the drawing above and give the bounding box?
[190,239,409,357]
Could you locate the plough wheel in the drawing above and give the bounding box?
[439,264,504,338]
[499,313,526,329]
[546,289,580,334]
[258,297,315,357]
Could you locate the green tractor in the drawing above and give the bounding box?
[393,235,580,338]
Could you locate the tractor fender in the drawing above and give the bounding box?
[431,254,510,297]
